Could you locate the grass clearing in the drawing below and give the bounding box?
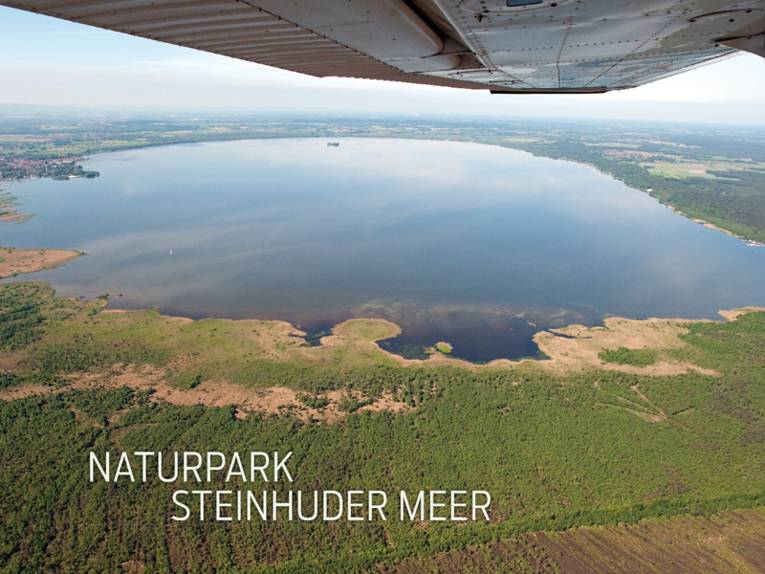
[600,346,659,367]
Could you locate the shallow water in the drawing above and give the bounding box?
[3,138,765,362]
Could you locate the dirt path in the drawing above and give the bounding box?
[0,364,411,423]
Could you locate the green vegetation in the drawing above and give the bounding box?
[433,341,453,355]
[337,392,376,413]
[2,113,765,571]
[297,392,330,410]
[599,346,659,367]
[1,282,764,571]
[0,282,48,350]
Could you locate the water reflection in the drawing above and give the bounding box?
[3,138,764,361]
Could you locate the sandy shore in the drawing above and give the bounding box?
[692,219,764,247]
[372,307,765,375]
[0,247,83,278]
[667,207,763,246]
[0,211,28,223]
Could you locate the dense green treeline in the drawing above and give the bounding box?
[0,283,48,351]
[2,369,764,572]
[599,347,658,367]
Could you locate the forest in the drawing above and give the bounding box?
[1,282,764,572]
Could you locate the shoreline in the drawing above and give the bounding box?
[0,134,762,376]
[688,217,764,247]
[52,290,765,374]
[663,202,765,247]
[1,281,764,421]
[3,134,764,247]
[497,146,765,248]
[372,310,759,375]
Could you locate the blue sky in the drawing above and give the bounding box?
[2,5,764,124]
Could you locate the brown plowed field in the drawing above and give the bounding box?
[383,508,765,573]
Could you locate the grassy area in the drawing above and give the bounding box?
[647,160,720,179]
[1,282,765,571]
[433,341,453,355]
[599,347,659,367]
[644,159,765,180]
[0,284,409,394]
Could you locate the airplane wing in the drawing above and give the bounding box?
[3,0,764,93]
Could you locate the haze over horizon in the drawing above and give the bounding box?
[1,5,765,125]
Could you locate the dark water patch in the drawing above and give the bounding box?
[549,332,577,340]
[378,339,430,360]
[300,321,336,347]
[378,319,543,363]
[358,302,589,362]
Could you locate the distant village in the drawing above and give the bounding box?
[0,157,99,181]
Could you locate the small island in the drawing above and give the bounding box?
[432,341,453,355]
[0,191,29,223]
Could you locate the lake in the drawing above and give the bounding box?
[4,138,765,362]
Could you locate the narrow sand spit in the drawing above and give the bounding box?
[0,193,29,224]
[0,211,28,223]
[0,247,82,278]
[692,217,737,237]
[690,216,765,246]
[718,306,765,321]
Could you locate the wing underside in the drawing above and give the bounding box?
[3,0,764,93]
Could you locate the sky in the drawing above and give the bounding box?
[1,5,764,124]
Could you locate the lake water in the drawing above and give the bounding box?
[4,138,765,362]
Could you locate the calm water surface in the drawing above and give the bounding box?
[4,138,765,361]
